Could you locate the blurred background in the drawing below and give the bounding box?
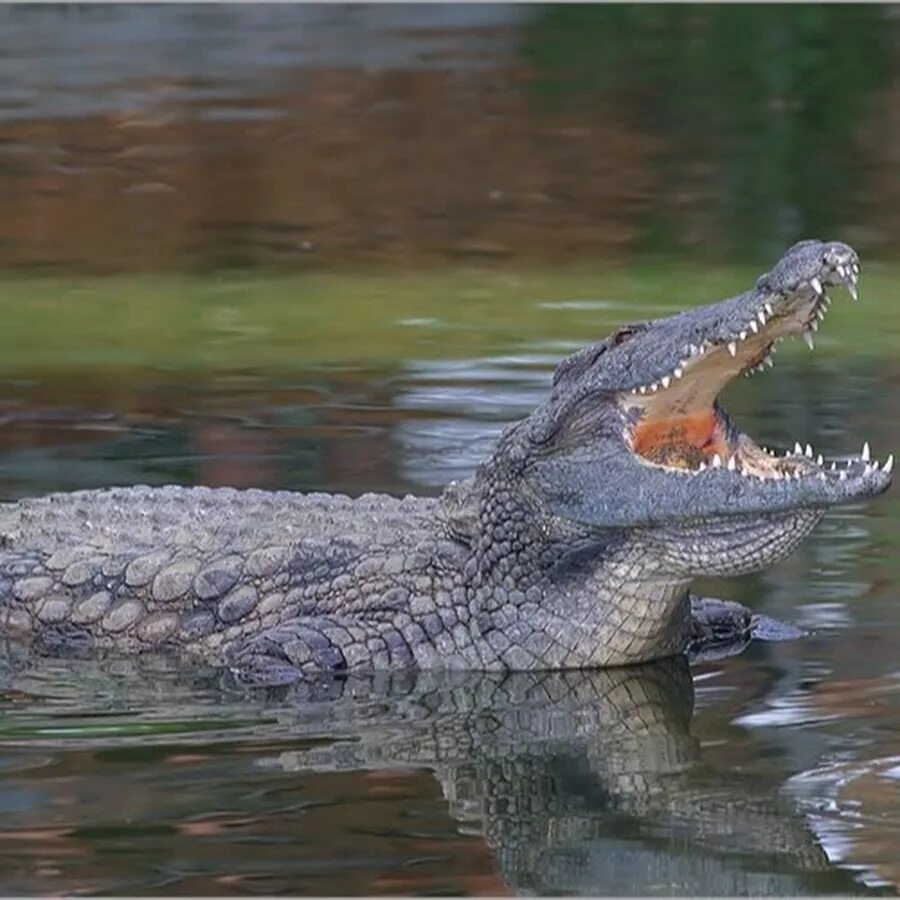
[0,4,899,896]
[1,4,897,271]
[1,2,898,497]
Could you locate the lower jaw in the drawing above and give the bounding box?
[655,506,826,577]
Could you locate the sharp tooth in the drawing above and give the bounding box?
[794,442,803,455]
[811,320,819,332]
[884,454,894,473]
[811,277,822,294]
[816,454,823,466]
[803,331,815,351]
[712,453,722,468]
[830,461,836,470]
[805,444,813,458]
[749,320,759,334]
[851,262,860,275]
[847,282,858,301]
[862,441,871,461]
[758,310,767,325]
[661,375,671,389]
[650,383,659,392]
[839,470,847,480]
[698,462,706,471]
[727,455,737,471]
[739,330,747,341]
[765,356,774,368]
[816,308,826,321]
[673,366,683,379]
[836,265,846,279]
[728,341,737,357]
[639,385,647,393]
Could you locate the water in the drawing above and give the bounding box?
[0,658,887,896]
[1,295,898,895]
[0,4,899,896]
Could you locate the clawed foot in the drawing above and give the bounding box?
[687,594,805,663]
[226,620,350,686]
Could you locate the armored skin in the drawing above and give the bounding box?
[0,240,892,683]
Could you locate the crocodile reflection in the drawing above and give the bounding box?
[264,659,868,896]
[0,648,879,895]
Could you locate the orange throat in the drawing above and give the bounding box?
[631,410,730,469]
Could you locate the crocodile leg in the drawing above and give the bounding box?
[225,615,418,685]
[687,594,805,662]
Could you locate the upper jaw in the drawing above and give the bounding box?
[618,240,893,503]
[628,240,861,399]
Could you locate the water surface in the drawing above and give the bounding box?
[0,269,898,895]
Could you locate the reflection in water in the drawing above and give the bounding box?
[0,4,898,271]
[272,661,838,896]
[522,5,894,258]
[0,3,644,273]
[0,653,878,896]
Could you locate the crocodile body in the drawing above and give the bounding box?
[0,240,892,682]
[0,485,693,676]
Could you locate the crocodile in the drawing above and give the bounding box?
[0,239,892,683]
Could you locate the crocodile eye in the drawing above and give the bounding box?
[613,325,642,346]
[552,322,649,391]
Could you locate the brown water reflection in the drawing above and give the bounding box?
[1,4,899,272]
[0,4,656,272]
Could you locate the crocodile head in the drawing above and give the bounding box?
[487,239,892,577]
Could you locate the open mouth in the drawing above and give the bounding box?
[623,254,893,485]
